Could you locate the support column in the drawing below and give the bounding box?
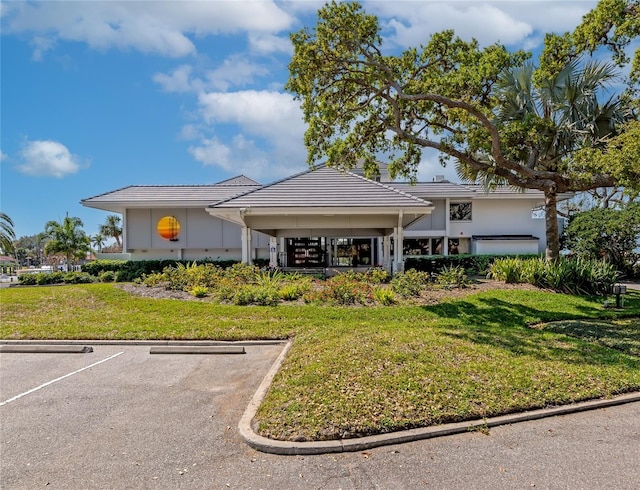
[443,236,449,257]
[269,236,278,268]
[394,212,405,274]
[383,235,392,273]
[241,227,252,264]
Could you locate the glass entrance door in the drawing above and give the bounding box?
[286,238,325,267]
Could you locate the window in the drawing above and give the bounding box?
[403,238,430,256]
[450,202,472,221]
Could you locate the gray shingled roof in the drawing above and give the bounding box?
[81,176,261,212]
[210,165,433,210]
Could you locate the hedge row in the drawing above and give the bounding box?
[81,259,258,282]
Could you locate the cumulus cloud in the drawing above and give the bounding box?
[205,55,270,91]
[188,90,307,180]
[2,1,295,58]
[368,1,596,49]
[18,140,84,178]
[248,32,292,55]
[153,65,200,93]
[154,56,270,93]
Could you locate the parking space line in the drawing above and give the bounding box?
[0,351,124,407]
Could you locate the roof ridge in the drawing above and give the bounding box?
[215,175,261,186]
[208,165,325,207]
[343,169,432,205]
[81,185,134,202]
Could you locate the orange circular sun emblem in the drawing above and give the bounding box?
[157,216,180,241]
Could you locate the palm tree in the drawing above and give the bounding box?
[99,215,122,250]
[0,212,16,255]
[458,59,629,259]
[44,214,91,271]
[91,233,106,253]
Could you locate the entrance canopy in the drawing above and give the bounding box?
[207,165,433,237]
[207,165,434,271]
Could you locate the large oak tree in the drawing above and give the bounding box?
[287,1,640,259]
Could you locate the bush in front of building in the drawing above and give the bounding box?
[489,256,619,295]
[405,254,538,276]
[82,258,240,282]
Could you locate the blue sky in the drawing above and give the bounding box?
[1,0,601,240]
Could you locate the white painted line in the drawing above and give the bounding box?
[0,351,124,407]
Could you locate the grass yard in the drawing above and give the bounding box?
[1,283,639,441]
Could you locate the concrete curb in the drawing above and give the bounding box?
[0,339,285,347]
[0,344,93,354]
[149,345,245,355]
[239,347,640,455]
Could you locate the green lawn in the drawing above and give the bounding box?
[2,283,639,441]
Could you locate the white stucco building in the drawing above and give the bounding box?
[82,165,563,273]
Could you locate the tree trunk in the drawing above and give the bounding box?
[544,190,560,260]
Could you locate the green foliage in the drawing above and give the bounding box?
[233,285,280,306]
[99,215,123,249]
[278,282,312,301]
[405,254,534,275]
[489,257,526,283]
[98,270,116,283]
[0,212,16,255]
[564,201,640,277]
[190,286,209,298]
[63,272,95,284]
[390,269,432,298]
[373,287,396,305]
[17,273,38,285]
[44,214,91,270]
[538,0,640,86]
[287,1,637,260]
[490,257,620,295]
[435,265,469,289]
[303,271,373,305]
[364,267,389,284]
[82,258,239,282]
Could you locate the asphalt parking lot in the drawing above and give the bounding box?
[1,342,639,489]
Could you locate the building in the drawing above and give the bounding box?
[82,165,563,273]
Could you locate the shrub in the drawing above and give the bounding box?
[225,263,260,283]
[304,272,373,305]
[233,285,279,306]
[390,269,431,297]
[63,272,95,284]
[490,257,619,296]
[278,282,312,301]
[99,270,116,282]
[190,286,209,298]
[435,265,469,289]
[365,267,390,284]
[18,273,38,285]
[488,258,523,283]
[36,271,65,285]
[141,272,166,287]
[373,287,396,305]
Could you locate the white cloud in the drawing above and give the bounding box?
[189,134,303,181]
[205,55,270,91]
[248,32,292,55]
[18,140,84,178]
[30,36,56,61]
[368,1,596,49]
[190,90,307,180]
[2,1,295,58]
[154,56,270,93]
[153,65,201,93]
